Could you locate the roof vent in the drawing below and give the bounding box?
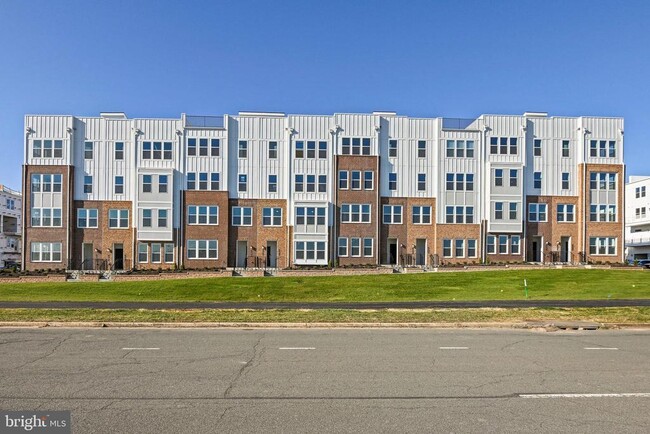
[100,112,127,120]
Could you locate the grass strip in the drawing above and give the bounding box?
[0,269,648,303]
[0,307,648,324]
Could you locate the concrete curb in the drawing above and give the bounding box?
[0,321,648,329]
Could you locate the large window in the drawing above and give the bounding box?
[295,241,326,261]
[528,203,548,222]
[31,208,62,227]
[187,240,218,259]
[295,207,326,227]
[590,140,616,158]
[31,242,62,262]
[341,204,371,223]
[446,173,473,191]
[262,207,282,226]
[589,172,616,190]
[382,205,403,224]
[341,137,371,155]
[232,207,253,226]
[446,206,474,224]
[589,237,616,255]
[489,137,518,155]
[142,141,172,160]
[109,209,129,228]
[33,139,63,159]
[557,204,575,222]
[412,206,431,224]
[188,206,218,225]
[77,208,98,228]
[446,140,474,158]
[590,204,616,222]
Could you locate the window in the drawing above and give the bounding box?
[114,176,124,194]
[232,207,253,226]
[84,141,93,159]
[142,141,172,160]
[446,173,454,191]
[490,137,498,154]
[211,173,220,190]
[263,207,282,226]
[48,140,61,158]
[53,174,62,192]
[198,139,208,156]
[466,174,474,191]
[364,171,374,190]
[31,208,61,227]
[150,243,161,263]
[84,176,93,194]
[307,141,316,158]
[188,206,218,225]
[445,173,472,191]
[389,139,398,157]
[319,175,327,193]
[6,199,15,210]
[163,142,172,159]
[264,175,277,193]
[388,173,397,191]
[197,173,207,190]
[509,170,518,187]
[500,137,508,154]
[306,175,316,192]
[636,186,646,198]
[295,241,326,261]
[30,242,62,262]
[509,137,518,154]
[338,171,348,190]
[142,175,152,193]
[159,175,168,193]
[295,141,304,158]
[509,202,518,220]
[238,140,247,158]
[561,173,570,190]
[498,235,509,254]
[143,141,151,159]
[417,140,426,158]
[590,204,616,222]
[318,141,327,159]
[138,243,148,263]
[341,137,371,155]
[528,203,548,222]
[77,208,98,228]
[533,139,542,157]
[155,211,170,230]
[350,238,361,257]
[211,139,220,156]
[33,140,42,158]
[562,140,570,157]
[187,240,218,259]
[351,171,361,190]
[455,239,465,258]
[446,140,454,157]
[590,172,616,190]
[109,209,129,228]
[489,137,517,154]
[187,138,197,156]
[362,138,371,155]
[443,239,452,258]
[467,239,477,258]
[238,174,247,192]
[164,243,174,263]
[534,172,542,189]
[295,207,326,228]
[589,237,616,255]
[115,142,124,160]
[417,173,426,191]
[495,169,503,187]
[456,140,465,158]
[295,174,304,192]
[382,205,403,224]
[363,238,373,257]
[495,202,503,220]
[511,236,521,255]
[317,207,326,225]
[608,140,616,157]
[466,140,475,158]
[557,204,575,222]
[341,204,371,223]
[341,138,350,155]
[269,141,277,159]
[411,206,430,224]
[338,237,348,257]
[487,236,496,254]
[446,206,472,224]
[445,206,454,223]
[142,209,152,227]
[455,173,464,192]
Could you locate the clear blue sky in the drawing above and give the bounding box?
[1,0,648,190]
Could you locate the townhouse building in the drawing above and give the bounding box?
[625,175,650,261]
[22,111,625,271]
[0,184,21,268]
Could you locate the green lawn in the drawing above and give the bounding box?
[0,307,648,324]
[0,269,648,302]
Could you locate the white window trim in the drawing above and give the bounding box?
[77,208,99,229]
[467,239,478,258]
[30,242,63,263]
[188,205,219,226]
[338,170,349,190]
[363,238,374,257]
[382,205,403,225]
[350,237,362,257]
[138,243,149,263]
[187,240,219,260]
[108,209,129,229]
[338,237,348,257]
[442,239,453,258]
[412,206,432,225]
[231,207,253,227]
[262,207,283,227]
[455,239,465,258]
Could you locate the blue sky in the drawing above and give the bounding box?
[1,0,648,189]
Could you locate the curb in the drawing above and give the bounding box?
[0,321,648,329]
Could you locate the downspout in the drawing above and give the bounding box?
[286,126,294,269]
[177,127,184,269]
[481,124,489,263]
[375,124,380,266]
[330,126,339,267]
[66,125,74,269]
[132,127,141,269]
[619,127,625,263]
[22,126,30,269]
[581,127,588,262]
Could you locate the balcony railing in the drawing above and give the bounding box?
[185,115,225,129]
[626,235,650,246]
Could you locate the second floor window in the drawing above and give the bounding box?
[262,207,282,226]
[528,203,548,222]
[238,174,247,192]
[382,205,403,224]
[232,207,252,226]
[77,208,98,228]
[109,209,129,228]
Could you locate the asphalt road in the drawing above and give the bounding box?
[0,328,649,433]
[1,298,649,309]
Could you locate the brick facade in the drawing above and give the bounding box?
[183,191,229,269]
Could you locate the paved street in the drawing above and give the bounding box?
[0,328,648,433]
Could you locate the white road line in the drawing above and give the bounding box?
[520,393,650,399]
[122,348,160,350]
[439,347,469,350]
[584,347,618,350]
[279,347,315,350]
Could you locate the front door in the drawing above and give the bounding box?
[266,241,277,268]
[415,239,426,266]
[560,237,570,263]
[529,237,542,262]
[236,240,248,268]
[82,243,93,270]
[113,243,124,270]
[387,238,397,265]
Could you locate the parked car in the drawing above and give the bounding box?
[638,259,650,269]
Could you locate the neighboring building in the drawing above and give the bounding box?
[0,184,22,268]
[625,175,650,261]
[22,111,625,271]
